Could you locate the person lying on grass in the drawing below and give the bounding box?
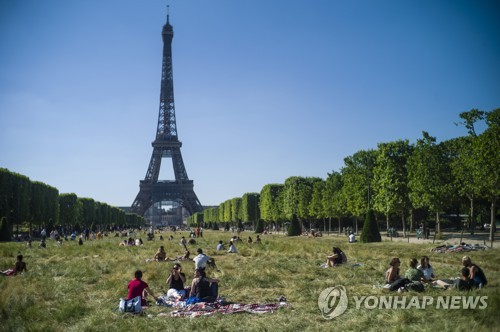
[433,267,473,291]
[127,270,158,306]
[1,254,27,276]
[167,247,191,262]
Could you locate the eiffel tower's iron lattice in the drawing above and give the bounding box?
[131,12,202,224]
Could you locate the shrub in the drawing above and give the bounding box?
[0,217,11,241]
[287,215,301,236]
[360,209,381,243]
[255,219,264,233]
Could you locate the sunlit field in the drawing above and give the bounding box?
[0,230,498,332]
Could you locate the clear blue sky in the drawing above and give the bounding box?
[1,0,499,207]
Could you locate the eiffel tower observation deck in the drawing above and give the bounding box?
[131,9,203,226]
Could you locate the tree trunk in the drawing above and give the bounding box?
[402,214,406,238]
[386,214,389,231]
[490,199,496,247]
[410,209,414,235]
[436,211,441,236]
[470,197,475,235]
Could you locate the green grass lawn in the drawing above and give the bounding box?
[0,231,498,332]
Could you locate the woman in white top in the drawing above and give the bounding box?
[417,256,436,281]
[227,240,237,253]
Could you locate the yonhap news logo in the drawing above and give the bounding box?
[318,286,348,319]
[318,286,488,319]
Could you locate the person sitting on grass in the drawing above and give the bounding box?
[326,247,344,267]
[417,256,436,282]
[153,246,167,261]
[385,257,401,284]
[247,236,253,244]
[348,232,356,243]
[461,256,487,288]
[405,258,425,282]
[216,240,226,251]
[403,258,426,291]
[165,263,187,300]
[433,267,473,291]
[1,254,27,276]
[227,240,237,253]
[255,235,261,244]
[193,248,210,270]
[189,268,219,303]
[127,270,158,306]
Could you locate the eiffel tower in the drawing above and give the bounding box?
[131,10,202,225]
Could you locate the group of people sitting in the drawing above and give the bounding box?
[119,237,144,247]
[127,247,220,306]
[385,255,488,292]
[145,245,190,263]
[215,235,262,254]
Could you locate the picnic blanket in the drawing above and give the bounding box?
[431,243,488,254]
[157,301,289,318]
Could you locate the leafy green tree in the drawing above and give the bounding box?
[29,181,46,236]
[79,198,96,230]
[455,108,486,136]
[260,184,285,227]
[242,193,260,230]
[223,200,232,225]
[309,180,326,231]
[360,209,381,242]
[323,171,348,235]
[218,203,225,226]
[59,194,81,230]
[408,132,453,236]
[471,109,499,242]
[283,176,322,231]
[341,149,377,233]
[231,197,242,225]
[452,109,490,234]
[372,140,413,235]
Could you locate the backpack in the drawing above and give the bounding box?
[118,296,142,313]
[340,252,348,263]
[389,278,411,291]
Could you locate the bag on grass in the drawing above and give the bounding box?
[389,278,410,291]
[340,252,348,263]
[119,296,142,313]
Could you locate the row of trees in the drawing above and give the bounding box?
[190,109,498,241]
[0,168,145,240]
